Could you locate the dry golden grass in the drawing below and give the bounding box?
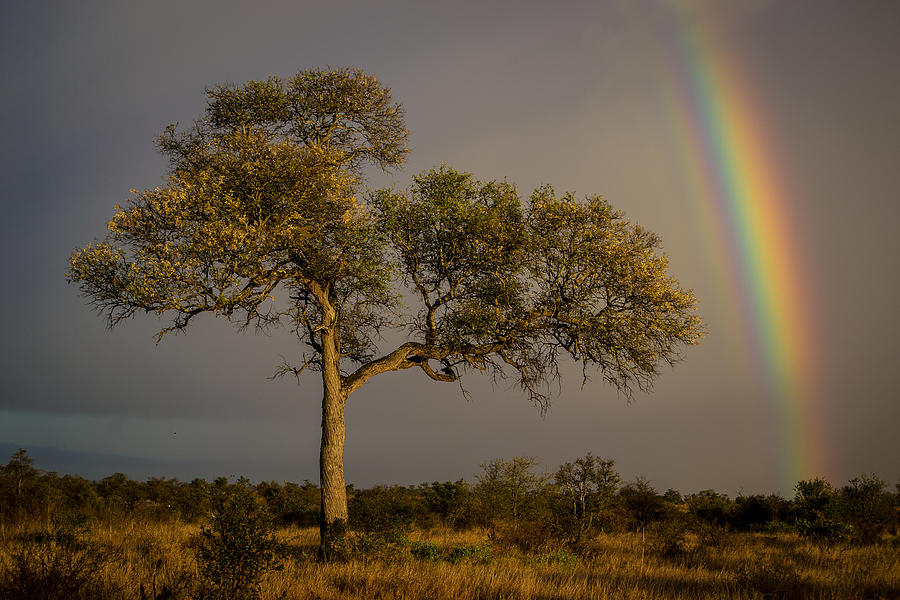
[1,519,898,599]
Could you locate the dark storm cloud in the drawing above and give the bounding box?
[1,0,898,495]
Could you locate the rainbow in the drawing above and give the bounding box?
[647,7,827,492]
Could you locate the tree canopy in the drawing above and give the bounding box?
[68,67,703,554]
[371,170,703,405]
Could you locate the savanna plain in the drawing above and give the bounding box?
[1,449,898,600]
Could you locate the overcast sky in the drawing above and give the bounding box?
[1,0,898,497]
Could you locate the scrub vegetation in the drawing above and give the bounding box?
[2,449,898,599]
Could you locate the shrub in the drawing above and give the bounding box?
[195,485,279,600]
[447,542,491,564]
[179,479,213,523]
[409,541,442,561]
[662,489,683,504]
[421,480,476,530]
[839,474,894,544]
[732,494,791,532]
[349,485,422,552]
[693,520,732,550]
[620,477,668,531]
[793,478,850,543]
[794,517,852,542]
[255,480,319,528]
[649,518,691,557]
[532,548,579,568]
[0,520,115,600]
[489,520,558,553]
[687,490,734,527]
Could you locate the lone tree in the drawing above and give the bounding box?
[68,67,703,556]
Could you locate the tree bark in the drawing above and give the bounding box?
[318,308,349,559]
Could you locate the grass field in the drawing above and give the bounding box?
[1,517,898,599]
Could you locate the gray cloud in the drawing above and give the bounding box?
[2,0,899,496]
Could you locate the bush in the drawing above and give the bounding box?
[409,541,442,561]
[792,478,850,543]
[195,486,279,600]
[255,480,319,528]
[532,548,579,568]
[489,520,558,553]
[693,520,732,550]
[0,520,115,600]
[687,490,734,527]
[620,478,668,531]
[732,494,790,532]
[421,480,476,530]
[446,542,491,564]
[649,518,691,557]
[839,474,894,544]
[794,517,852,542]
[349,485,423,550]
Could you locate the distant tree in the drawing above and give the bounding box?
[349,485,427,547]
[662,488,683,504]
[732,494,790,532]
[255,480,319,527]
[553,454,620,541]
[0,449,38,499]
[686,490,733,528]
[96,472,142,514]
[839,474,894,544]
[0,449,70,522]
[68,67,703,556]
[475,457,549,527]
[422,480,476,529]
[792,478,851,542]
[175,478,213,522]
[620,477,667,530]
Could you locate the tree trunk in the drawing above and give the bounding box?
[319,317,349,559]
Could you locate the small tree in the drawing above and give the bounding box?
[422,480,476,530]
[662,489,683,505]
[0,449,39,520]
[839,474,894,544]
[554,454,620,541]
[686,490,734,528]
[792,478,850,542]
[68,68,703,556]
[475,457,548,528]
[196,486,279,600]
[620,477,667,531]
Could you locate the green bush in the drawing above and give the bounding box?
[255,481,319,528]
[687,490,734,527]
[732,494,789,532]
[532,548,579,568]
[619,477,668,531]
[421,480,476,530]
[447,542,491,564]
[839,474,894,544]
[793,478,850,543]
[349,485,423,540]
[195,486,279,600]
[409,541,442,561]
